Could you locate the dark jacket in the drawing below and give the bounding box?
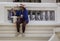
[16,9,29,23]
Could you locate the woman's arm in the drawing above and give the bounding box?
[11,8,16,16]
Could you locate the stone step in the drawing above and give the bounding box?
[0,37,49,40]
[0,26,53,29]
[0,33,52,37]
[56,32,60,38]
[0,31,53,34]
[0,36,49,41]
[0,40,48,41]
[0,26,53,31]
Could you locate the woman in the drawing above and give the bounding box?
[13,4,29,36]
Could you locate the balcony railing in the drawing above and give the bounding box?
[0,2,59,25]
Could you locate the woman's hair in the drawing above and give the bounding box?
[19,6,26,10]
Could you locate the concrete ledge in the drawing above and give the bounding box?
[0,23,60,27]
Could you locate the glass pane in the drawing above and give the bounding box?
[13,0,19,2]
[19,0,23,2]
[14,0,41,2]
[35,0,41,2]
[39,0,41,2]
[56,0,60,3]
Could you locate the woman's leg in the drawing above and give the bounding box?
[16,18,21,33]
[22,21,26,33]
[16,22,20,32]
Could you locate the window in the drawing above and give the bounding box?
[13,0,41,3]
[56,0,60,3]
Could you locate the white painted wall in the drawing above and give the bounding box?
[0,0,56,3]
[0,0,13,2]
[56,4,60,24]
[0,5,5,23]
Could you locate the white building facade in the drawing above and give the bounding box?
[0,0,60,41]
[0,0,56,3]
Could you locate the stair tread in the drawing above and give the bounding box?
[0,26,53,29]
[0,37,49,40]
[0,31,53,34]
[0,40,48,41]
[0,34,52,37]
